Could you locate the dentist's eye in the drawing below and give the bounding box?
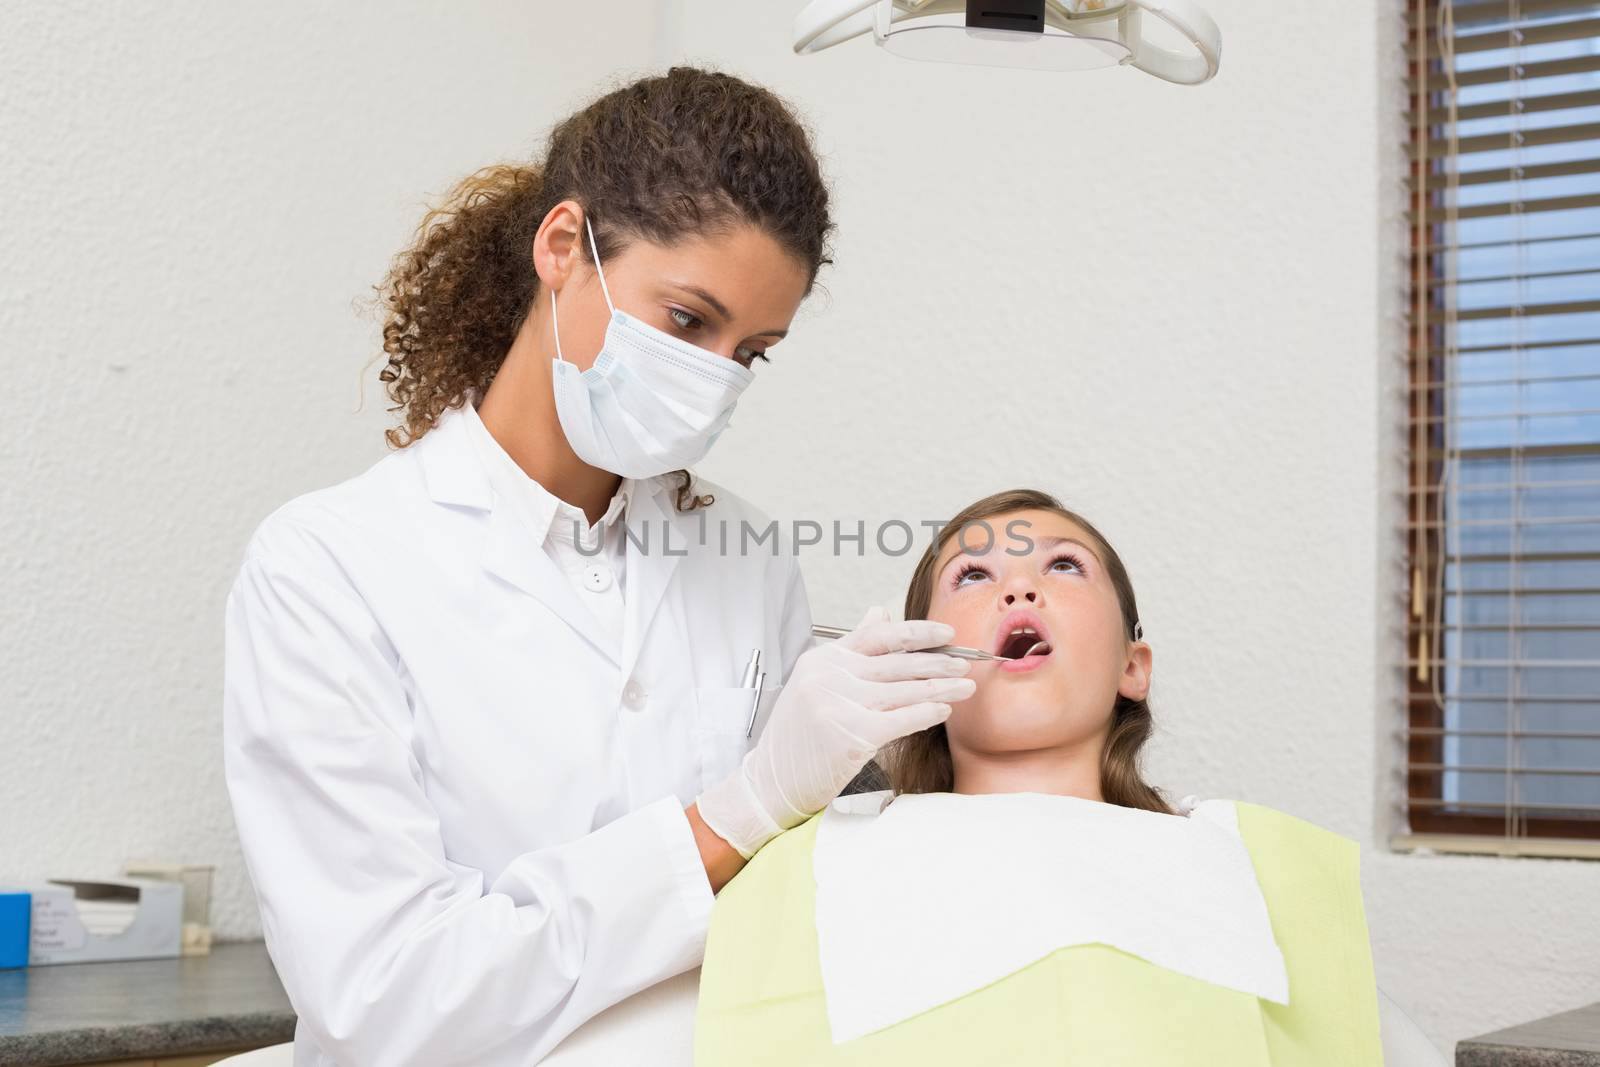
[1048,553,1087,576]
[952,561,992,587]
[667,307,770,369]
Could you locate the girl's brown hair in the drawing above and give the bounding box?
[369,65,835,509]
[878,488,1170,814]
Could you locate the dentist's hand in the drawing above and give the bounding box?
[695,606,975,859]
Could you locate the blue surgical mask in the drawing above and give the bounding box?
[549,216,754,478]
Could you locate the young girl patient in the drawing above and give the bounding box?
[540,490,1443,1067]
[692,488,1445,1067]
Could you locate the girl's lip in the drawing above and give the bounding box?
[996,652,1051,674]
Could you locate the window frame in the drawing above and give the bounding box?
[1403,0,1600,846]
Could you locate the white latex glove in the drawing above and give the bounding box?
[696,605,975,859]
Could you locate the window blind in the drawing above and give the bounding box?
[1403,0,1600,852]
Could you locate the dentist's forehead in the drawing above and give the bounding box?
[932,509,1104,580]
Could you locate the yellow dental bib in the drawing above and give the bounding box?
[694,798,1383,1067]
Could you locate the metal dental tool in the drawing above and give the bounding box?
[810,624,1047,662]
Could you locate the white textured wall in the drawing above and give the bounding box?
[0,0,673,961]
[4,0,1597,1059]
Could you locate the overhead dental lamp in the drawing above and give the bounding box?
[793,0,1221,84]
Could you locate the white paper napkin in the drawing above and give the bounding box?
[812,790,1288,1043]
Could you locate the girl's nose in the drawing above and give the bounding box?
[1001,575,1040,606]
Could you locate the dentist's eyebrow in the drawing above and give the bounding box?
[667,281,789,339]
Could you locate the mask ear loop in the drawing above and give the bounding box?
[584,214,616,315]
[550,212,616,366]
[1132,621,1144,641]
[550,269,567,366]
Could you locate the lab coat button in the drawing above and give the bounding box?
[622,680,647,710]
[582,564,613,593]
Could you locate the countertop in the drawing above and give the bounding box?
[0,941,294,1066]
[1459,1001,1600,1067]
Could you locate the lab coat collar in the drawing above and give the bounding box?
[457,398,630,552]
[416,402,494,511]
[482,504,623,666]
[415,401,631,666]
[415,400,698,676]
[440,397,704,684]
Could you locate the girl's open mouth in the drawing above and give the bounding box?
[992,610,1053,673]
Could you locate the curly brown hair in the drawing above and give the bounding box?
[368,65,835,508]
[877,489,1170,814]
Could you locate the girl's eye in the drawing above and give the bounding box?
[953,561,992,587]
[668,308,770,369]
[1048,553,1087,576]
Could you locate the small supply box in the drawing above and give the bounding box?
[0,889,29,969]
[28,878,183,965]
[123,861,215,956]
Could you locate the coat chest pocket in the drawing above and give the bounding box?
[693,685,781,789]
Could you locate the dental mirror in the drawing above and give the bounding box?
[811,624,1050,662]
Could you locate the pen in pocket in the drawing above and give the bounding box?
[739,648,765,737]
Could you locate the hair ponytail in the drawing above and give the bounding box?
[376,163,547,448]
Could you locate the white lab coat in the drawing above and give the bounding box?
[222,402,812,1067]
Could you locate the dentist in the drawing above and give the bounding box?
[221,67,974,1067]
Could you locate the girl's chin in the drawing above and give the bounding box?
[950,719,1078,753]
[949,704,1110,752]
[954,697,1063,726]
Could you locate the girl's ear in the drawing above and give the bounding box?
[1117,640,1153,703]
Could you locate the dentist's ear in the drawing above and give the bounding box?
[1118,639,1153,703]
[531,199,588,292]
